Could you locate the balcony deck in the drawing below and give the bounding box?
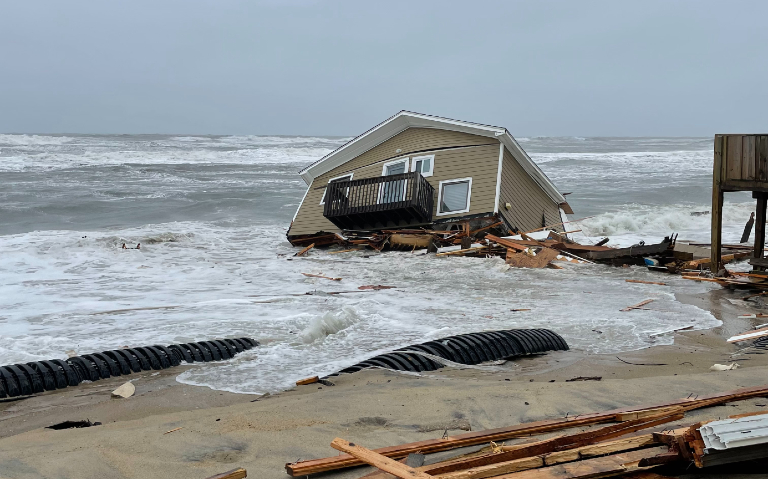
[323,172,435,231]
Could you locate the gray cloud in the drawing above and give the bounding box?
[1,0,766,136]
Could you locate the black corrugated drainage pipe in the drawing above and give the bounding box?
[332,329,567,375]
[0,338,258,399]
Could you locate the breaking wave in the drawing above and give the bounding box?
[300,307,360,343]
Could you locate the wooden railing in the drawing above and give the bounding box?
[323,172,434,229]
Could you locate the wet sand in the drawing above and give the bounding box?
[2,288,768,479]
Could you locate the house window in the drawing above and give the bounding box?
[437,178,472,216]
[380,158,409,203]
[411,155,434,177]
[319,173,353,205]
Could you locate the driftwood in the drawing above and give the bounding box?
[285,385,768,476]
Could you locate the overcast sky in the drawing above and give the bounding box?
[1,1,766,136]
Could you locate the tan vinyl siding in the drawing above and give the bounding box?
[498,147,563,233]
[289,127,497,236]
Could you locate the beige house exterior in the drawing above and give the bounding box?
[288,111,571,241]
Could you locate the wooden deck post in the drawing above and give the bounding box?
[755,192,767,270]
[711,135,724,274]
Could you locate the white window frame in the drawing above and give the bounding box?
[319,173,353,205]
[378,157,410,204]
[410,154,434,177]
[381,157,409,176]
[436,177,473,216]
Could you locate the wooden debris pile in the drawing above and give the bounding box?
[285,385,768,479]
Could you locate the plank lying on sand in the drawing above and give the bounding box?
[486,446,670,479]
[727,326,768,343]
[330,438,432,479]
[204,469,247,479]
[423,411,682,476]
[284,385,768,476]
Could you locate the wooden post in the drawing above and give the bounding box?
[755,192,767,270]
[711,135,724,274]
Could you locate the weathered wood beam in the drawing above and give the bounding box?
[285,385,768,476]
[330,438,432,479]
[712,135,725,272]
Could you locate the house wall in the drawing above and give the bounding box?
[288,127,499,237]
[498,147,563,233]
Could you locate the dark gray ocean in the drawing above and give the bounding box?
[0,134,749,393]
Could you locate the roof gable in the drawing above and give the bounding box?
[299,111,565,204]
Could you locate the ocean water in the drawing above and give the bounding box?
[0,134,752,394]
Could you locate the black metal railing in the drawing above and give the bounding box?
[323,171,435,230]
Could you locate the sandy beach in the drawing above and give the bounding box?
[2,288,767,479]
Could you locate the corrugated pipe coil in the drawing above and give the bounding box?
[0,338,259,399]
[334,329,568,375]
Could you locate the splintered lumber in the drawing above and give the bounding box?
[583,239,673,261]
[432,436,658,479]
[424,411,683,476]
[727,326,768,343]
[486,447,670,479]
[330,438,432,479]
[625,280,667,286]
[506,247,560,269]
[301,273,341,281]
[389,234,433,249]
[205,468,247,479]
[620,299,655,311]
[485,234,528,252]
[284,385,768,476]
[361,454,426,479]
[294,243,315,256]
[329,247,366,254]
[683,252,750,269]
[436,246,488,257]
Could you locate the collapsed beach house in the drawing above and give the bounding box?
[287,111,573,247]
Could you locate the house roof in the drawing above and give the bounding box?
[298,110,566,204]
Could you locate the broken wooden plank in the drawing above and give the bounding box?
[295,376,319,386]
[485,234,528,252]
[424,412,683,476]
[361,454,426,479]
[294,243,315,257]
[482,447,670,479]
[285,385,768,476]
[625,280,667,286]
[330,438,432,479]
[329,247,366,254]
[431,435,657,479]
[621,299,655,312]
[584,239,673,261]
[302,273,342,281]
[506,247,560,269]
[436,246,488,257]
[727,326,768,343]
[683,252,751,268]
[204,468,247,479]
